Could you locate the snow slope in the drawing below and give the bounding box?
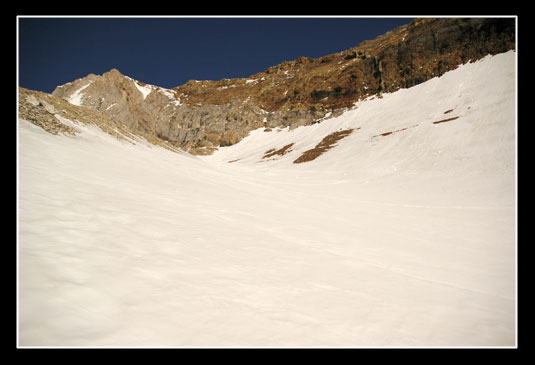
[17,51,516,347]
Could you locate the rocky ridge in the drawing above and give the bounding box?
[18,87,183,153]
[32,18,514,155]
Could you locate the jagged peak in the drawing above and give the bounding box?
[101,68,128,81]
[107,68,122,75]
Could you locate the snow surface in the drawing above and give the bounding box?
[126,76,181,105]
[17,51,516,348]
[132,80,152,100]
[67,81,92,106]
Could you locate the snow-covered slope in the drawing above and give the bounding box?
[17,51,516,347]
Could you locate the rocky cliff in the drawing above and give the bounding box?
[47,17,515,154]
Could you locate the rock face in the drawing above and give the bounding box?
[49,17,515,154]
[18,87,183,153]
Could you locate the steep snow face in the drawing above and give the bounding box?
[17,51,516,347]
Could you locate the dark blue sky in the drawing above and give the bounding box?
[18,17,413,93]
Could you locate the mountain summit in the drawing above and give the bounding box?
[43,18,515,155]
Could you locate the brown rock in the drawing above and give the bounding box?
[47,18,515,155]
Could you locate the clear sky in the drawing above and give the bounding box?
[18,17,413,93]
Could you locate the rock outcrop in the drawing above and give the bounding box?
[18,87,183,153]
[47,17,515,154]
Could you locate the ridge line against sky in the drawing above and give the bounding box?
[18,16,415,93]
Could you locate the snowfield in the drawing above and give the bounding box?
[17,51,516,347]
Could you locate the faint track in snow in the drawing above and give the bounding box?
[380,266,515,302]
[351,200,515,210]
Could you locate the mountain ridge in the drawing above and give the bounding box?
[18,86,184,153]
[27,17,515,155]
